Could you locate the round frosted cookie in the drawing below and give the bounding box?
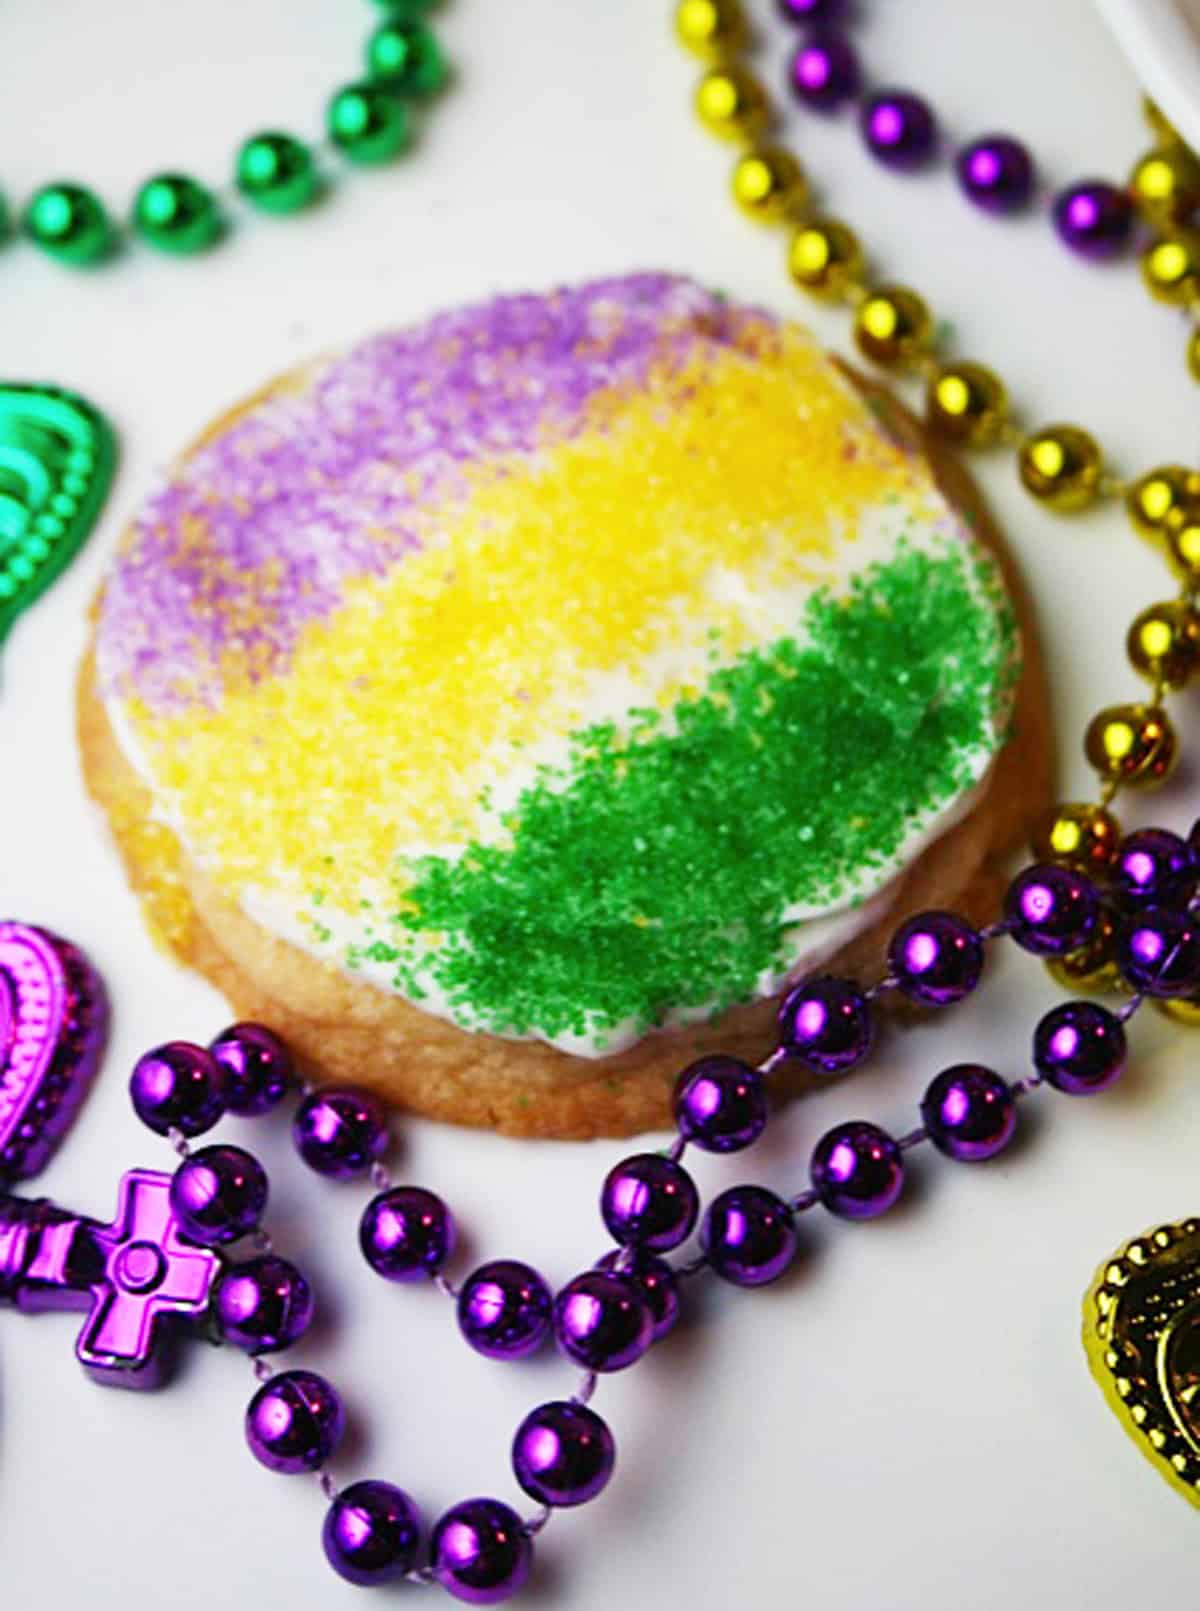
[81,273,1050,1137]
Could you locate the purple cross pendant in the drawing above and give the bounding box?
[0,1168,222,1389]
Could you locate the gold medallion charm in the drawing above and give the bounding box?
[1084,1218,1200,1507]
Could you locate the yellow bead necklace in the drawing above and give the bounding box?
[674,0,1200,1012]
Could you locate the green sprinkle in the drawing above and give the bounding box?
[351,544,1012,1042]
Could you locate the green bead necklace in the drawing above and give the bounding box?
[9,0,449,268]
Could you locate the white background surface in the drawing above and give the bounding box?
[4,3,1200,1608]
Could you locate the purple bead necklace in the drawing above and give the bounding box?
[776,0,1142,259]
[8,774,1200,1598]
[4,814,1193,1598]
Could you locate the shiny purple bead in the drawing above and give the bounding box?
[292,1084,388,1180]
[956,134,1035,213]
[1033,1000,1126,1093]
[324,1480,422,1587]
[777,974,872,1073]
[1112,829,1193,908]
[701,1185,798,1287]
[595,1248,680,1341]
[1004,862,1100,957]
[1053,180,1135,259]
[888,910,984,1006]
[788,33,859,109]
[432,1498,532,1606]
[214,1254,314,1352]
[129,1041,227,1138]
[860,90,938,169]
[811,1120,904,1220]
[920,1065,1016,1161]
[1116,907,1200,997]
[209,1022,293,1116]
[360,1185,455,1282]
[777,0,843,20]
[457,1260,552,1360]
[600,1153,699,1252]
[169,1144,269,1245]
[512,1400,616,1508]
[554,1269,653,1372]
[246,1368,345,1473]
[673,1055,767,1153]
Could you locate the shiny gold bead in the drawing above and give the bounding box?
[1164,498,1200,581]
[1130,146,1200,225]
[1126,599,1200,687]
[1125,464,1199,538]
[1189,325,1200,384]
[1141,235,1200,305]
[1030,801,1122,875]
[1017,425,1104,512]
[731,147,808,224]
[1084,702,1177,788]
[852,285,932,367]
[786,218,864,300]
[925,361,1007,448]
[1046,910,1127,995]
[695,66,768,143]
[1153,994,1200,1026]
[674,0,746,61]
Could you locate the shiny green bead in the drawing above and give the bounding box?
[370,0,436,12]
[366,21,447,95]
[22,183,112,265]
[235,132,320,215]
[327,82,411,164]
[132,173,222,255]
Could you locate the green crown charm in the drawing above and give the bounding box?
[0,384,116,646]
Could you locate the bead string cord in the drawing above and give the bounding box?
[6,1,450,268]
[764,0,1200,382]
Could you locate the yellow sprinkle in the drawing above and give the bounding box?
[127,327,947,911]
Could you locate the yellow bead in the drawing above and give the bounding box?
[1030,801,1122,875]
[675,0,746,61]
[925,361,1007,448]
[1126,599,1200,687]
[1084,702,1177,788]
[1165,498,1200,581]
[1130,146,1200,225]
[852,285,932,367]
[786,218,864,300]
[1125,464,1199,538]
[1017,425,1104,512]
[1046,910,1127,995]
[1153,994,1200,1026]
[1141,235,1200,305]
[695,66,768,143]
[731,147,808,224]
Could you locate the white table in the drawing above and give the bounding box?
[4,4,1200,1608]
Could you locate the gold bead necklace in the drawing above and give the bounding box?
[673,0,1200,1012]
